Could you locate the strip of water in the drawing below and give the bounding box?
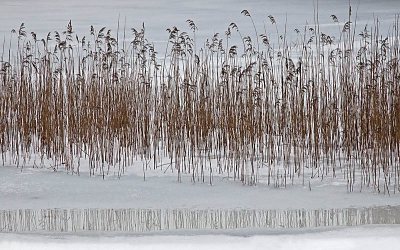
[1,206,399,232]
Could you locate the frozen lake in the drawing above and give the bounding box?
[0,0,399,53]
[1,0,400,249]
[0,226,400,250]
[2,225,400,250]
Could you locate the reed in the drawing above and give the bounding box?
[0,8,399,193]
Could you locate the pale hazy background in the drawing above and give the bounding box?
[0,0,399,52]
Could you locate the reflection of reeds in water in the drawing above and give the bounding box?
[1,206,400,232]
[0,8,399,193]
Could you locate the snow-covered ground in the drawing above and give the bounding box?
[2,225,400,250]
[1,0,400,249]
[1,164,399,211]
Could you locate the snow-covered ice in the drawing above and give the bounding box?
[1,0,400,249]
[1,165,399,211]
[1,225,400,250]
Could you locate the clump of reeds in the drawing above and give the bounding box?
[0,7,399,194]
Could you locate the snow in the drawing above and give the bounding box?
[1,158,400,240]
[1,0,400,249]
[0,165,399,211]
[1,225,400,250]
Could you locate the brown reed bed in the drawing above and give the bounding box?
[0,8,399,193]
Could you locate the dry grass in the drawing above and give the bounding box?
[0,8,399,193]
